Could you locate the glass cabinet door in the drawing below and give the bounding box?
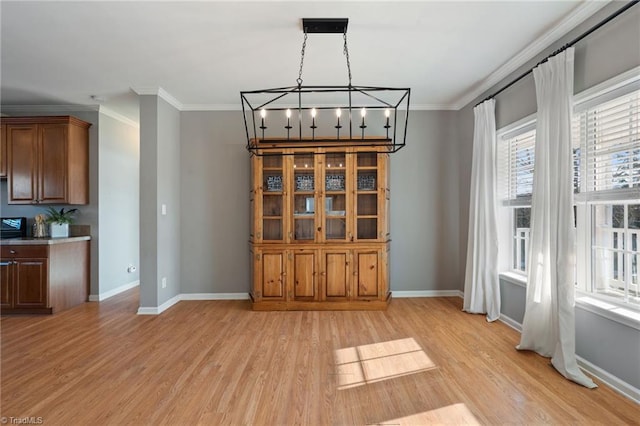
[292,153,316,242]
[355,152,379,240]
[324,152,348,241]
[261,153,284,241]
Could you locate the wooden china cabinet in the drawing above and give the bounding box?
[250,142,391,310]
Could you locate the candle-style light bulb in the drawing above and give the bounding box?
[335,108,342,139]
[359,107,367,139]
[310,108,317,140]
[259,108,267,139]
[384,108,391,139]
[285,108,292,139]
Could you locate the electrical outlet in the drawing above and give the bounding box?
[161,277,167,289]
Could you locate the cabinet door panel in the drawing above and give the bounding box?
[356,251,379,298]
[293,251,315,299]
[14,259,48,308]
[39,124,68,203]
[261,252,285,298]
[7,125,37,203]
[325,251,349,299]
[0,261,12,308]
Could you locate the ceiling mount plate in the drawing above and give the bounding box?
[302,18,348,34]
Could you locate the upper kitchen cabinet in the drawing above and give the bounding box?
[2,116,91,205]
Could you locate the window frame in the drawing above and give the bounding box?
[496,66,640,312]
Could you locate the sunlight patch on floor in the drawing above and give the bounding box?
[334,337,437,390]
[371,403,481,425]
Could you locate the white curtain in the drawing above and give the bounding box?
[463,99,500,322]
[516,48,596,388]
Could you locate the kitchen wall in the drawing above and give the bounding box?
[97,112,140,297]
[456,2,640,396]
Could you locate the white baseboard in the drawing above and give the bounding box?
[137,294,181,315]
[393,290,464,298]
[498,313,523,332]
[576,356,640,404]
[180,293,250,300]
[497,313,638,403]
[89,280,139,302]
[136,292,249,315]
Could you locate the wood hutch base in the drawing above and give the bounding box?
[250,292,392,311]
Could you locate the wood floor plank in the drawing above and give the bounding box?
[1,289,638,425]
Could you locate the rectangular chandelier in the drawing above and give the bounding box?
[240,18,411,156]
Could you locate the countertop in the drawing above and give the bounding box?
[0,236,91,246]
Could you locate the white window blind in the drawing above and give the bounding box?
[576,89,640,195]
[498,128,536,203]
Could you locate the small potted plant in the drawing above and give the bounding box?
[45,207,78,238]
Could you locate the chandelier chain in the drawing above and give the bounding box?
[343,31,352,86]
[297,31,308,86]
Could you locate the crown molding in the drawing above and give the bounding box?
[451,0,611,110]
[0,103,140,128]
[0,104,99,114]
[131,86,184,111]
[98,106,139,128]
[181,103,241,111]
[411,103,458,111]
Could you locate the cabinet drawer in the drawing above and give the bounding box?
[1,245,49,259]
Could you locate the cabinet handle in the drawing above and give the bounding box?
[321,271,326,276]
[10,250,16,254]
[288,232,293,239]
[317,226,322,232]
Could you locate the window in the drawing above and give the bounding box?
[498,123,536,274]
[574,84,640,306]
[513,207,530,272]
[592,204,639,303]
[497,71,640,309]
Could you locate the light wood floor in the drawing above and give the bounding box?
[1,289,638,425]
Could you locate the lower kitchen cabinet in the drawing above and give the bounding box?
[1,238,90,314]
[250,244,390,310]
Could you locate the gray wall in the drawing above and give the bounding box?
[176,110,460,295]
[98,112,140,294]
[390,111,460,292]
[457,2,640,392]
[180,111,249,293]
[139,95,181,308]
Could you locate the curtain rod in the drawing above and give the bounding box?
[475,0,639,108]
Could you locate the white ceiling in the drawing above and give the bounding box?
[0,1,609,123]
